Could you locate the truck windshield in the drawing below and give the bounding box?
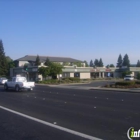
[16,77,26,82]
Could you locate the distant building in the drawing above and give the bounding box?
[14,55,85,67]
[10,55,140,80]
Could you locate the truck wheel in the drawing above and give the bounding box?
[4,84,8,90]
[15,85,20,92]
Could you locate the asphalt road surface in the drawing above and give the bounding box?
[0,85,140,140]
[65,81,116,87]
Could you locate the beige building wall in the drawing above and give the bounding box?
[70,73,74,77]
[80,73,90,79]
[130,72,134,76]
[19,61,29,67]
[37,74,43,81]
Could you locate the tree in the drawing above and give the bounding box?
[84,60,88,67]
[73,62,82,67]
[122,54,130,67]
[49,63,63,79]
[98,58,103,67]
[63,62,70,66]
[94,59,99,66]
[137,72,140,80]
[0,40,8,76]
[38,67,50,79]
[106,64,110,68]
[35,55,41,66]
[136,60,140,67]
[23,63,28,72]
[116,54,123,67]
[89,60,94,67]
[7,57,15,77]
[44,57,51,66]
[122,71,132,77]
[109,64,115,67]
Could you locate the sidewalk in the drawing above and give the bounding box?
[36,83,140,93]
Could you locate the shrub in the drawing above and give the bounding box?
[69,77,80,82]
[115,81,135,86]
[105,84,110,88]
[135,81,140,84]
[111,85,115,88]
[115,85,121,88]
[137,72,140,80]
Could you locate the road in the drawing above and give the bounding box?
[65,80,116,87]
[0,84,140,140]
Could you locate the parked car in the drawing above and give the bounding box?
[4,76,35,91]
[0,77,8,85]
[124,75,134,81]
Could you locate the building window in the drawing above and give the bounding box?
[74,72,80,77]
[62,72,70,78]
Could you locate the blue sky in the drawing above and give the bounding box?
[0,0,140,66]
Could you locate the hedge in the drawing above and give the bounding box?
[115,81,135,86]
[135,81,140,85]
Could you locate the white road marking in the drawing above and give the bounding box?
[0,105,102,140]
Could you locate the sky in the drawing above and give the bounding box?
[0,0,140,66]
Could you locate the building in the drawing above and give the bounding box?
[11,55,89,80]
[10,55,140,80]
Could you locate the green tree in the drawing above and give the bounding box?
[122,54,130,67]
[84,60,88,67]
[109,64,115,67]
[23,63,29,72]
[137,72,140,80]
[38,67,50,79]
[98,58,103,67]
[89,60,94,67]
[73,62,82,67]
[49,63,63,79]
[136,60,140,67]
[106,64,110,68]
[63,62,70,66]
[0,40,8,76]
[94,59,99,67]
[44,57,51,66]
[122,71,132,77]
[35,55,41,66]
[7,57,15,77]
[116,54,123,67]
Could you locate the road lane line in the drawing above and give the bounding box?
[0,105,102,140]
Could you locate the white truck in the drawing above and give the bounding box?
[4,76,35,91]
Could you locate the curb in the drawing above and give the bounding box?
[89,88,140,93]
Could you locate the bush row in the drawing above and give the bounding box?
[115,81,135,86]
[36,77,81,84]
[115,81,140,86]
[105,84,140,88]
[62,77,80,82]
[104,80,140,88]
